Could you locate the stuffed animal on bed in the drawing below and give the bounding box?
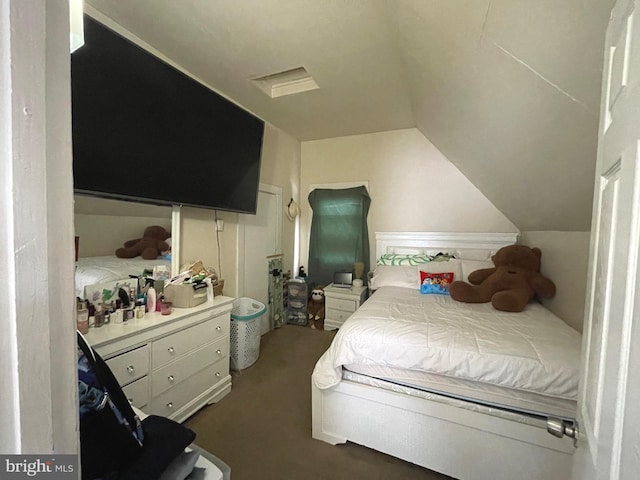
[449,245,556,312]
[115,225,171,260]
[308,286,326,330]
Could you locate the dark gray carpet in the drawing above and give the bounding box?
[185,324,453,480]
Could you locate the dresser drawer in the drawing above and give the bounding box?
[325,308,353,323]
[122,376,149,409]
[105,345,150,386]
[152,318,219,369]
[327,297,357,312]
[148,362,227,418]
[150,337,228,397]
[210,312,230,338]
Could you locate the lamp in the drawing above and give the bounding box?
[69,0,84,53]
[286,198,300,221]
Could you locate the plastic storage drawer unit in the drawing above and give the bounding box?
[286,279,308,325]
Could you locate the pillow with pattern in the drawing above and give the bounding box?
[420,271,455,295]
[377,253,455,266]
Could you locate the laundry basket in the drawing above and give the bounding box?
[230,297,267,370]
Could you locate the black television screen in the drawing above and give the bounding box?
[72,16,264,214]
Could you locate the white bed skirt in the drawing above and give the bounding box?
[311,377,575,480]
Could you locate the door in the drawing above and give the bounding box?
[573,1,640,478]
[238,185,282,335]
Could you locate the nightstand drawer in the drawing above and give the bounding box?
[105,345,150,386]
[327,297,357,312]
[151,337,227,397]
[325,308,353,323]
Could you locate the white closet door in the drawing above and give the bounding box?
[239,185,282,334]
[572,1,640,478]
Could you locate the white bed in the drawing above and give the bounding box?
[75,255,171,299]
[311,232,580,480]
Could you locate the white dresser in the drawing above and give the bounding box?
[84,296,234,423]
[323,284,368,330]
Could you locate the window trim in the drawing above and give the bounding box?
[309,181,369,193]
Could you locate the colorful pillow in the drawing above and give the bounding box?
[420,271,455,295]
[420,258,463,280]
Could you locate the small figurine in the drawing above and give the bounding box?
[297,265,307,279]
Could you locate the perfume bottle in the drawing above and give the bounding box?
[76,301,89,334]
[94,304,105,328]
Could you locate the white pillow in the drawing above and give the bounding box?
[460,259,495,282]
[369,265,419,290]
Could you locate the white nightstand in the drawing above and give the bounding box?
[323,283,368,331]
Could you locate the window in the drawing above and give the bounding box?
[307,186,371,286]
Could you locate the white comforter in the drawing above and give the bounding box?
[312,286,581,400]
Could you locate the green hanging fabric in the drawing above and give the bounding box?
[268,256,284,329]
[307,186,371,287]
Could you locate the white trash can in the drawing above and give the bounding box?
[230,297,266,370]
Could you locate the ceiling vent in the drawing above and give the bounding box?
[251,67,319,98]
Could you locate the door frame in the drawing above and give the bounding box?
[237,183,282,298]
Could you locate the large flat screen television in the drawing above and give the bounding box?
[72,15,265,214]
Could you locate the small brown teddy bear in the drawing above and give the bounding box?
[308,286,326,330]
[115,225,171,260]
[449,245,556,312]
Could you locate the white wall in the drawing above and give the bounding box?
[1,0,77,454]
[520,231,590,332]
[259,123,301,278]
[180,123,301,297]
[300,128,519,269]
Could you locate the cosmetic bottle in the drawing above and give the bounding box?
[156,293,164,312]
[76,301,89,334]
[147,285,157,313]
[94,304,105,328]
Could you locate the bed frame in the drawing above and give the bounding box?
[311,232,576,480]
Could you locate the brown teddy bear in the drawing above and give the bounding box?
[115,225,171,260]
[308,286,326,330]
[449,245,556,312]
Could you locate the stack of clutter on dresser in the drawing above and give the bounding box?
[75,260,222,331]
[164,261,220,309]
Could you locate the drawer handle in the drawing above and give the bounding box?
[128,398,133,405]
[168,347,175,354]
[168,375,175,383]
[216,325,222,331]
[215,372,221,378]
[166,402,174,409]
[216,349,222,356]
[126,366,135,374]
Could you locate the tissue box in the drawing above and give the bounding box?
[164,283,208,308]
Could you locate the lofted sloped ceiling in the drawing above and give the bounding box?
[85,0,614,231]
